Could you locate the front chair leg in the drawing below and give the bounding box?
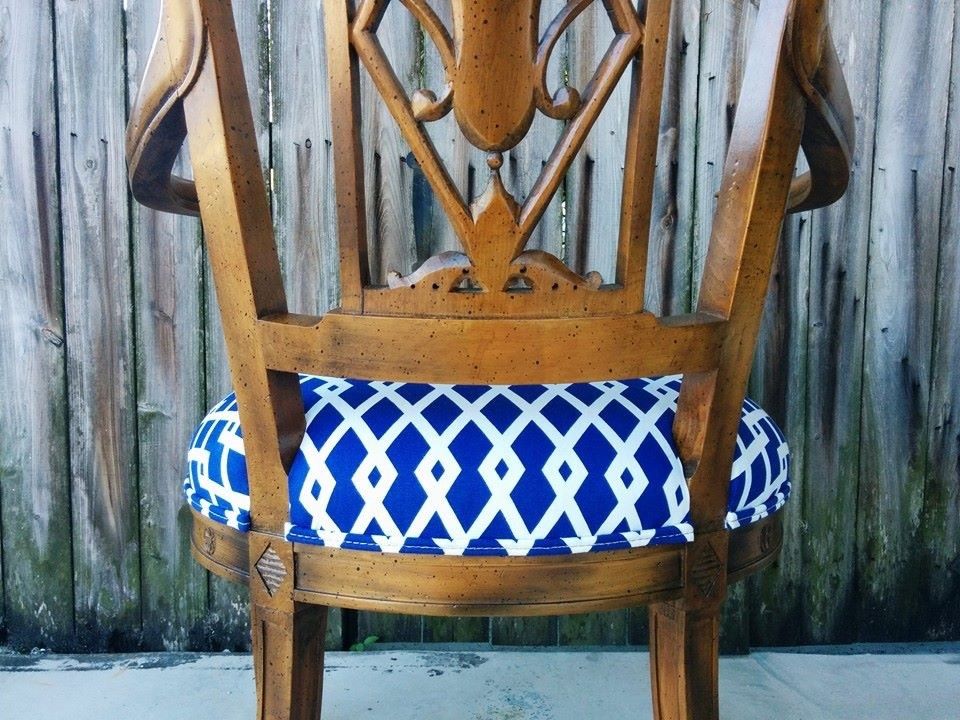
[648,599,721,720]
[251,600,328,720]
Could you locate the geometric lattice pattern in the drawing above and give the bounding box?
[186,375,790,557]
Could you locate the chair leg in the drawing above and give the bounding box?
[251,601,328,720]
[648,599,721,720]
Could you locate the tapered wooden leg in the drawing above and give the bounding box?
[251,600,328,720]
[648,600,721,720]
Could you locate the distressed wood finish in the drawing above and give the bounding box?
[0,0,74,650]
[859,0,955,641]
[56,0,142,651]
[202,0,275,651]
[126,0,209,651]
[125,0,852,716]
[924,5,960,637]
[756,0,882,645]
[4,0,960,659]
[191,509,783,614]
[257,310,725,384]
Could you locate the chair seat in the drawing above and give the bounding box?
[186,375,790,557]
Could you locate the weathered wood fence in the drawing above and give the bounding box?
[1,0,957,652]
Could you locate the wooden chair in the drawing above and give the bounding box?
[126,0,852,717]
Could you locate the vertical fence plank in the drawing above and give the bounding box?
[644,0,700,318]
[271,2,339,314]
[559,611,626,647]
[858,0,955,641]
[0,0,74,650]
[508,0,566,259]
[565,2,628,283]
[923,1,960,637]
[54,0,140,650]
[125,0,209,651]
[768,0,882,645]
[748,206,811,647]
[270,0,342,649]
[491,614,558,647]
[202,0,275,651]
[360,3,419,285]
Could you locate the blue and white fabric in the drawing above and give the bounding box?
[186,375,790,556]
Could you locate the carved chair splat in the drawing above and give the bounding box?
[126,0,853,718]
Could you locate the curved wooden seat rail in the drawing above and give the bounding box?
[126,1,853,718]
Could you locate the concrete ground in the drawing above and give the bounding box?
[1,645,959,719]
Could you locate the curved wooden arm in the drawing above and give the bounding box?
[786,1,855,212]
[126,0,205,216]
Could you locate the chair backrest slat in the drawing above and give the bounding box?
[324,0,371,313]
[339,0,666,317]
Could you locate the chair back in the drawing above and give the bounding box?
[126,0,853,535]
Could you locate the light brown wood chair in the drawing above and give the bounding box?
[126,0,852,718]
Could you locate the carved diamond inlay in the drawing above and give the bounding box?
[690,542,723,599]
[255,545,287,596]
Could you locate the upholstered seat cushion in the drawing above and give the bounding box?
[186,375,790,556]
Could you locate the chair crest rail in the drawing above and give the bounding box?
[257,311,727,385]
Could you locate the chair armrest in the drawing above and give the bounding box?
[125,0,205,216]
[786,10,855,213]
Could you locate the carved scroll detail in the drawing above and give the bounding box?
[401,0,456,121]
[509,251,603,292]
[351,0,644,297]
[534,0,594,119]
[387,251,472,291]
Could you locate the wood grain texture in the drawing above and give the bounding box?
[858,0,955,641]
[644,0,701,317]
[791,0,881,644]
[271,0,340,316]
[126,0,208,651]
[923,2,960,637]
[55,0,141,651]
[7,0,960,653]
[0,0,74,650]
